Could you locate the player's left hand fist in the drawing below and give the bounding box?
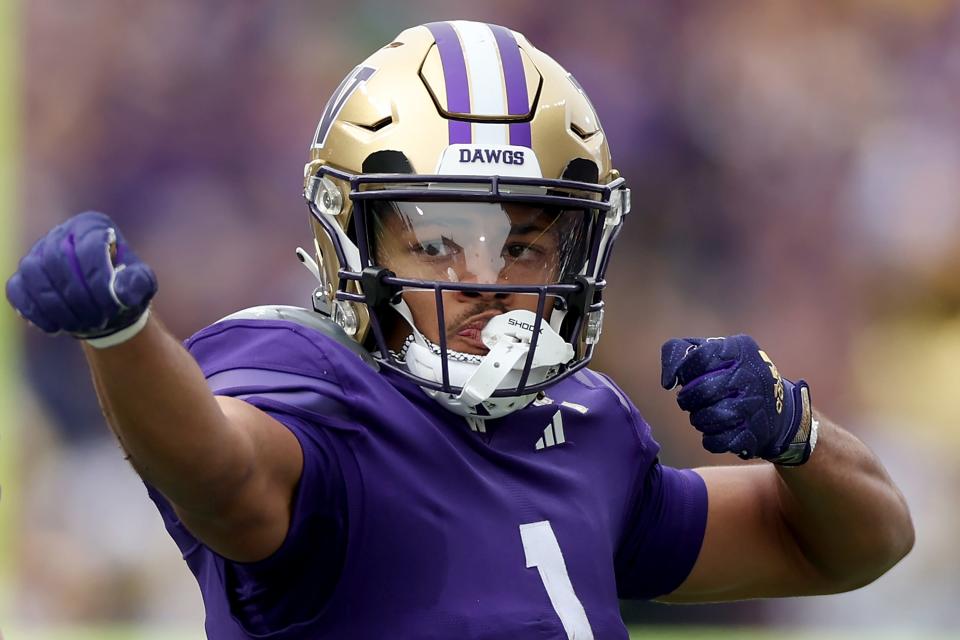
[660,335,816,465]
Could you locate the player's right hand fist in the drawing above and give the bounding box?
[5,211,157,348]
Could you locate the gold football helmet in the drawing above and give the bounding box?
[300,20,630,418]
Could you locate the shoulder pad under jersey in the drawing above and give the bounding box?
[217,305,378,371]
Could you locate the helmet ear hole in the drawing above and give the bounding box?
[361,150,415,174]
[356,151,416,262]
[561,158,599,183]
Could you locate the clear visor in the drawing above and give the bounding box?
[369,201,591,286]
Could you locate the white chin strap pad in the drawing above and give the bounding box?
[457,310,574,406]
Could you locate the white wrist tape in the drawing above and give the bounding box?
[84,308,151,349]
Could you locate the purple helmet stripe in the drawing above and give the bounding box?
[489,24,532,148]
[507,122,532,149]
[425,22,471,144]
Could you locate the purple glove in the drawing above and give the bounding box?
[661,335,815,465]
[6,211,157,346]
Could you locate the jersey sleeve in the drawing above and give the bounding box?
[614,461,708,600]
[146,319,351,636]
[604,378,708,601]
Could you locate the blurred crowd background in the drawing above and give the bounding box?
[6,0,960,635]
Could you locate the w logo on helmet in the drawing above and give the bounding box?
[312,65,378,149]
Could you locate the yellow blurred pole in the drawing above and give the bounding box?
[0,0,20,622]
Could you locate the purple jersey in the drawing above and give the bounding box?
[147,307,708,639]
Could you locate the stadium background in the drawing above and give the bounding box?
[2,0,959,637]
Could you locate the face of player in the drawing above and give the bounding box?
[371,201,589,354]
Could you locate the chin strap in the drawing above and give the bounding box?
[390,296,447,357]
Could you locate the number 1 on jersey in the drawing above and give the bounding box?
[519,520,594,639]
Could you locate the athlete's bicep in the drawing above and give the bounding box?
[151,400,348,635]
[658,465,824,602]
[171,396,304,562]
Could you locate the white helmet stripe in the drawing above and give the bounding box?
[451,21,509,145]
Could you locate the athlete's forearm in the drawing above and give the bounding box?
[83,315,253,513]
[775,415,914,589]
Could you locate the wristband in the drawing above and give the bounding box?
[769,383,818,466]
[84,308,151,349]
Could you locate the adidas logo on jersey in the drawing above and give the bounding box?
[465,416,487,433]
[535,411,565,450]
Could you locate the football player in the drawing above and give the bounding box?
[7,21,913,639]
